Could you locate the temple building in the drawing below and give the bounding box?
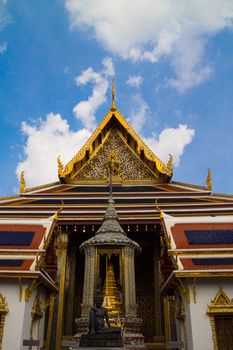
[0,85,233,350]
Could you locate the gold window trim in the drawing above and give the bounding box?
[207,288,233,350]
[0,293,9,350]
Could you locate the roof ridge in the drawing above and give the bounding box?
[171,180,208,191]
[211,192,233,199]
[0,194,20,201]
[22,181,60,194]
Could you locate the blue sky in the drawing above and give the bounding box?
[0,0,233,196]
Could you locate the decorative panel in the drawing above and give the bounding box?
[76,130,154,181]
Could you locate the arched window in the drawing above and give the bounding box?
[207,288,233,350]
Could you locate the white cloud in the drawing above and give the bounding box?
[0,0,9,30]
[65,0,233,91]
[166,36,213,92]
[16,113,91,187]
[144,124,195,166]
[0,1,9,53]
[0,41,7,54]
[73,57,115,130]
[126,75,142,88]
[127,94,148,132]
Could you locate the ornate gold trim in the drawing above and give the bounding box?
[55,232,68,350]
[192,278,197,303]
[25,279,37,302]
[19,278,23,302]
[207,288,233,350]
[176,299,185,321]
[207,288,233,315]
[164,296,171,341]
[31,293,43,320]
[0,293,9,350]
[174,271,233,278]
[208,315,217,350]
[45,293,55,350]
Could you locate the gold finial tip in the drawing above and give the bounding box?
[111,80,116,110]
[166,154,173,174]
[20,170,26,193]
[205,168,212,191]
[57,155,64,177]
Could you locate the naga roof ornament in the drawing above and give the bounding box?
[206,168,212,191]
[19,171,26,193]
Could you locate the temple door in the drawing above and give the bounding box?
[215,315,233,350]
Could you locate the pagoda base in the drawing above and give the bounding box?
[80,333,123,348]
[76,317,89,335]
[123,317,145,350]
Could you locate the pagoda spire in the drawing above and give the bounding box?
[111,80,117,111]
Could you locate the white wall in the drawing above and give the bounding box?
[177,278,233,350]
[0,279,48,350]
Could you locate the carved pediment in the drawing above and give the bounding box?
[58,88,172,184]
[71,130,155,183]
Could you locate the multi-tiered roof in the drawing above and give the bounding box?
[1,84,233,280]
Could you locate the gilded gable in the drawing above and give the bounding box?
[72,130,155,183]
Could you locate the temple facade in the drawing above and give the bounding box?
[0,88,233,350]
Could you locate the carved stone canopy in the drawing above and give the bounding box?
[80,197,141,253]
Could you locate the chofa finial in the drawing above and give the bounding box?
[57,156,64,177]
[155,199,164,219]
[20,171,26,193]
[166,154,173,174]
[111,80,116,111]
[206,168,212,191]
[54,200,64,220]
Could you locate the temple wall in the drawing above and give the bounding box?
[178,278,233,350]
[0,279,47,350]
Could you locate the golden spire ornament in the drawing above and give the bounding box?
[57,156,64,176]
[205,169,212,191]
[111,80,117,111]
[205,168,212,191]
[166,154,173,173]
[20,171,26,193]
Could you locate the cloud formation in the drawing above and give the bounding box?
[0,42,7,54]
[126,75,142,88]
[73,57,115,130]
[16,113,91,187]
[127,94,148,132]
[65,0,233,91]
[145,124,195,166]
[16,60,194,187]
